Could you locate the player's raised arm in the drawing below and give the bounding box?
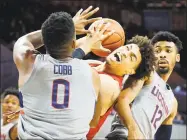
[13,30,43,72]
[155,97,178,140]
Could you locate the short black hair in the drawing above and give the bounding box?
[127,35,156,79]
[151,31,183,52]
[41,12,75,58]
[2,87,19,100]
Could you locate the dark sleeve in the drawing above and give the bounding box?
[72,48,85,59]
[155,125,172,140]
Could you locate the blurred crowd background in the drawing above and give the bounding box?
[0,0,186,125]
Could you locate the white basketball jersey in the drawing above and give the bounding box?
[1,119,17,140]
[18,54,97,139]
[131,72,175,139]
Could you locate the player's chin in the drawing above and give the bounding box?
[158,67,169,74]
[107,60,121,66]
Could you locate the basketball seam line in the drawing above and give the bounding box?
[103,33,125,46]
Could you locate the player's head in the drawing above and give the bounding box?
[106,35,155,78]
[151,31,182,75]
[1,87,20,114]
[41,12,75,59]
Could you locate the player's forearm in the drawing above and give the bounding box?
[76,36,91,55]
[24,30,43,49]
[72,37,89,59]
[115,98,138,130]
[15,30,43,50]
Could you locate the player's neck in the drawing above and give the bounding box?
[158,71,172,82]
[103,63,123,77]
[47,50,73,60]
[58,56,72,60]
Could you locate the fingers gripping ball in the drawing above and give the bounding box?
[89,18,125,57]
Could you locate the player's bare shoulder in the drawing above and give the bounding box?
[99,74,120,113]
[101,74,120,96]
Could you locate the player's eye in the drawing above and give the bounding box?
[12,102,16,105]
[155,49,161,53]
[166,50,172,53]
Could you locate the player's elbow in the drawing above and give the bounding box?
[118,95,131,106]
[13,37,25,54]
[115,96,131,112]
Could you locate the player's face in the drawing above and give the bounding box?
[106,44,142,75]
[154,41,180,74]
[2,95,20,114]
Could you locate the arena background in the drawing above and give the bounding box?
[1,0,186,139]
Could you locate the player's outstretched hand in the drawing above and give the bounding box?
[87,20,115,54]
[73,6,102,35]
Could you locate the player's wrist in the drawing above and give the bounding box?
[76,36,92,55]
[79,45,91,55]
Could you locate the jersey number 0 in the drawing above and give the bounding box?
[52,79,70,109]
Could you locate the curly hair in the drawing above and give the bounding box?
[41,12,75,58]
[151,31,183,52]
[1,87,19,100]
[126,35,156,79]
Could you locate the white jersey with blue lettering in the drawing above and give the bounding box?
[18,54,97,139]
[131,72,175,139]
[1,119,17,140]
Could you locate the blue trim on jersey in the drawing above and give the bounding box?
[18,91,24,108]
[72,48,85,59]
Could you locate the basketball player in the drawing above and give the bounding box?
[13,9,114,139]
[86,35,156,140]
[107,31,183,140]
[1,87,20,140]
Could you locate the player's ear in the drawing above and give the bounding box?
[72,40,76,49]
[71,33,76,49]
[176,54,180,62]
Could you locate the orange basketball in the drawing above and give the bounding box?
[89,18,125,57]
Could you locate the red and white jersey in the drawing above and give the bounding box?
[87,72,124,140]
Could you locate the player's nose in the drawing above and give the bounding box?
[7,103,13,108]
[121,52,127,58]
[159,51,167,58]
[122,50,132,58]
